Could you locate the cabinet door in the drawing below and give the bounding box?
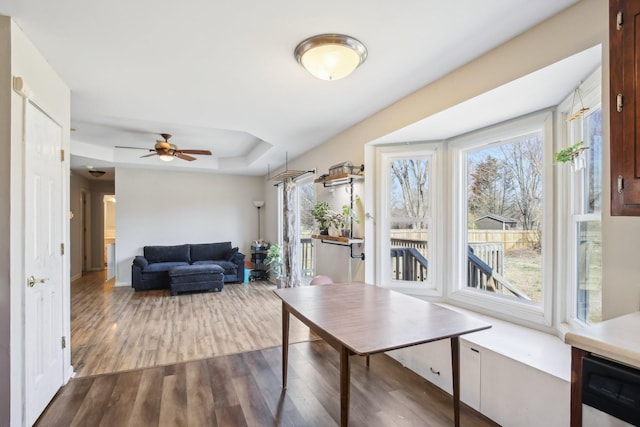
[610,0,640,214]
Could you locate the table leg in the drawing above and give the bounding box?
[340,346,351,427]
[570,347,587,427]
[282,302,290,389]
[451,336,460,427]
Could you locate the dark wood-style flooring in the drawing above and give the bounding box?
[36,271,499,426]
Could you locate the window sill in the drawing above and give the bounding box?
[437,303,571,382]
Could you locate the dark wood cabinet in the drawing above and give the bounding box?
[610,0,640,215]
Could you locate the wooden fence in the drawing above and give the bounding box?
[391,229,539,251]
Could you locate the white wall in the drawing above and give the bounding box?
[0,16,11,427]
[2,17,71,427]
[115,168,263,286]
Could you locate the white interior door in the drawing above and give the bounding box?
[24,101,65,425]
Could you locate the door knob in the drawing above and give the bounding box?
[27,276,48,287]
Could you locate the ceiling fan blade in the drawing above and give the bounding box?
[115,146,150,151]
[176,152,196,161]
[178,149,212,155]
[140,152,158,158]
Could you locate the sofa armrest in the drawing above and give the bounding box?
[133,256,149,270]
[233,252,246,282]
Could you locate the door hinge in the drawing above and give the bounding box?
[60,243,65,255]
[617,11,623,30]
[60,149,65,162]
[618,175,624,194]
[617,93,623,112]
[61,336,66,349]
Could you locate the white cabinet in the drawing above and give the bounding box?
[388,338,481,409]
[387,339,453,394]
[460,341,481,411]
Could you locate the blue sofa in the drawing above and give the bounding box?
[131,242,245,291]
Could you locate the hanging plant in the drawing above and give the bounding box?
[554,141,587,164]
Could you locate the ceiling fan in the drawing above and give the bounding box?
[117,133,212,162]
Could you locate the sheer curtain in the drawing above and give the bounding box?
[281,179,300,288]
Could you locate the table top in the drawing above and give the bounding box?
[565,311,640,369]
[274,283,491,355]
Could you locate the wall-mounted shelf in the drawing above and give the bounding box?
[311,235,365,260]
[314,173,363,187]
[313,164,365,260]
[311,235,364,245]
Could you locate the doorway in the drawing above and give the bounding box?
[103,194,116,280]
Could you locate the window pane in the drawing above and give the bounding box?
[576,221,602,324]
[585,109,602,213]
[390,221,429,282]
[466,133,543,302]
[389,158,430,283]
[298,179,315,280]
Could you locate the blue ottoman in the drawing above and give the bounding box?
[169,264,224,296]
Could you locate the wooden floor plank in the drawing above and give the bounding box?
[98,369,143,427]
[158,364,188,427]
[126,366,165,427]
[185,359,216,427]
[69,375,118,427]
[34,377,94,427]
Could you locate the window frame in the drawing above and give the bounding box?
[557,67,603,327]
[448,110,555,326]
[375,142,444,296]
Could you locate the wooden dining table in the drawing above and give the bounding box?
[273,282,491,427]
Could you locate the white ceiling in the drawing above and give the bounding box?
[1,0,584,180]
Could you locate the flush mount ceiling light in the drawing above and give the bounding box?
[88,170,106,178]
[294,34,367,81]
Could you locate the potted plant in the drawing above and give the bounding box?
[264,243,283,280]
[335,205,361,237]
[312,201,333,235]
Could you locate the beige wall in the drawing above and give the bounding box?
[1,16,71,426]
[115,168,263,286]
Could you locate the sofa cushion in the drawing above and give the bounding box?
[226,246,239,261]
[190,242,231,262]
[193,260,237,275]
[144,244,191,264]
[169,264,224,277]
[144,261,189,273]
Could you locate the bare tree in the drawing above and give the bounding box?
[391,159,429,228]
[499,135,543,233]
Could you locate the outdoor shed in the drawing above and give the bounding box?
[474,214,518,230]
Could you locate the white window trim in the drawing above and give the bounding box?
[448,110,555,326]
[375,142,444,297]
[557,66,602,328]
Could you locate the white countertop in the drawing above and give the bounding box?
[565,311,640,369]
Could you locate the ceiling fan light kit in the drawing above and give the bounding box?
[115,133,212,162]
[294,34,367,81]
